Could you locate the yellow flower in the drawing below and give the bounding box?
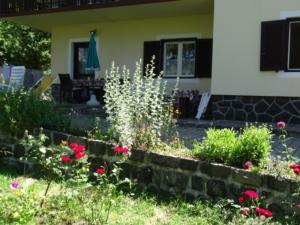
[15,191,21,196]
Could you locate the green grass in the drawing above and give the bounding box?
[0,168,297,225]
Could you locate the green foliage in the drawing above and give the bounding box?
[193,125,272,167]
[0,21,51,71]
[87,117,114,142]
[193,128,238,164]
[0,89,70,136]
[234,125,272,167]
[104,58,178,149]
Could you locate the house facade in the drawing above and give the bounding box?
[1,0,300,123]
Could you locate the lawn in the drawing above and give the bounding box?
[0,168,297,225]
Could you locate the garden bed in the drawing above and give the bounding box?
[1,129,299,216]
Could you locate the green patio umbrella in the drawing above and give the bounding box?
[85,31,100,71]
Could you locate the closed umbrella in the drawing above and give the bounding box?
[86,31,100,71]
[85,31,100,106]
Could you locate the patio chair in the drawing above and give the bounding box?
[58,73,83,102]
[0,66,26,92]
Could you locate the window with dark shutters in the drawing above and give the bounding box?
[143,38,213,78]
[260,20,288,71]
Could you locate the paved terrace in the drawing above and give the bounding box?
[65,105,300,158]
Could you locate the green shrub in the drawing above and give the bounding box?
[233,125,272,167]
[193,125,272,167]
[0,89,70,137]
[193,128,237,164]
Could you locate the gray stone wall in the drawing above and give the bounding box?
[1,130,299,215]
[212,95,300,124]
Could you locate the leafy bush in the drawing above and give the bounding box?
[193,125,272,167]
[233,125,272,167]
[0,89,70,137]
[193,128,238,164]
[104,58,177,148]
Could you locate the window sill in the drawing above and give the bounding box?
[277,71,300,78]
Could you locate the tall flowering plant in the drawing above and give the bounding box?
[104,58,178,149]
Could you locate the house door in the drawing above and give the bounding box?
[73,42,94,79]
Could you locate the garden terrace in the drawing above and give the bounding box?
[0,0,173,17]
[1,129,299,217]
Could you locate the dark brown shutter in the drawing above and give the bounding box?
[195,39,213,78]
[143,41,161,76]
[260,20,288,71]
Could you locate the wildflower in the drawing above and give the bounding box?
[240,208,249,217]
[61,155,72,163]
[273,163,277,168]
[73,145,85,154]
[276,121,286,128]
[243,190,259,199]
[96,167,106,174]
[255,207,273,217]
[10,180,19,190]
[289,164,300,170]
[114,146,129,154]
[239,196,246,204]
[244,161,252,170]
[297,204,300,209]
[293,168,300,175]
[69,143,78,149]
[74,152,85,159]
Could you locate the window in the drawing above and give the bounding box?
[143,38,212,78]
[288,21,300,70]
[261,18,300,72]
[163,41,196,77]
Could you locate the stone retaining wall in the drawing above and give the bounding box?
[1,130,299,215]
[212,95,300,124]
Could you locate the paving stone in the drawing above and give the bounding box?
[175,172,189,190]
[265,175,290,192]
[130,149,146,162]
[137,166,153,184]
[178,158,198,171]
[149,152,179,169]
[231,169,262,187]
[88,140,106,156]
[192,176,205,191]
[206,180,226,198]
[199,162,231,179]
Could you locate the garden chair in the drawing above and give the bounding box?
[59,73,83,102]
[0,66,26,92]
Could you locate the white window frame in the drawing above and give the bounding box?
[163,40,196,78]
[287,21,300,71]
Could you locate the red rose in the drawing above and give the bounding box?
[114,146,129,154]
[96,167,105,174]
[244,161,252,170]
[69,143,78,149]
[61,155,72,163]
[240,208,249,217]
[73,145,85,154]
[255,207,273,217]
[243,190,258,199]
[239,196,246,204]
[74,152,85,159]
[293,168,300,175]
[276,121,286,128]
[289,164,300,170]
